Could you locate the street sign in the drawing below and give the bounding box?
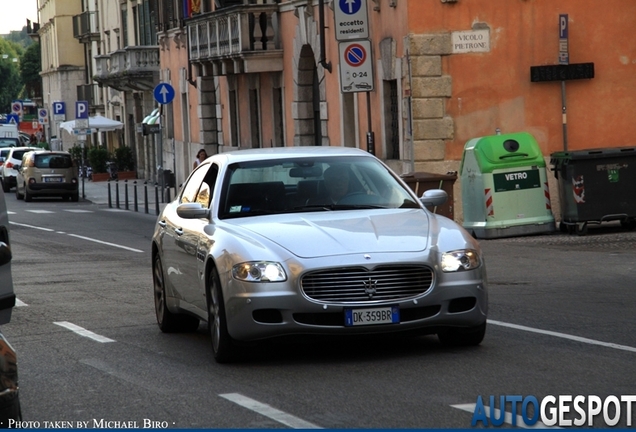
[339,40,374,93]
[75,101,89,129]
[38,108,49,125]
[153,83,175,105]
[6,114,19,125]
[333,0,369,41]
[559,14,569,65]
[53,101,66,122]
[73,128,93,135]
[530,63,594,82]
[11,101,22,119]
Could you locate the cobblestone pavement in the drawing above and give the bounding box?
[482,222,636,251]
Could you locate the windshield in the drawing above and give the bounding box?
[218,156,420,219]
[0,138,19,148]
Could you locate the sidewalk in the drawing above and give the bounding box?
[79,177,174,213]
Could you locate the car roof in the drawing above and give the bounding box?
[8,146,39,154]
[209,146,374,165]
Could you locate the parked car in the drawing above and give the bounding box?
[151,147,488,363]
[15,150,79,202]
[1,147,39,193]
[0,188,22,423]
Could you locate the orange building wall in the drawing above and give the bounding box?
[409,0,636,159]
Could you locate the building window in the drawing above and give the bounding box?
[384,79,400,159]
[249,89,261,149]
[121,8,128,46]
[229,89,239,147]
[272,87,284,147]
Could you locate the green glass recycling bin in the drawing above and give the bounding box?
[550,147,636,234]
[460,132,556,239]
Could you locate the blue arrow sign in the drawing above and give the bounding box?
[340,0,361,14]
[153,83,175,105]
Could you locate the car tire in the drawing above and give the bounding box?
[153,255,199,333]
[207,267,235,363]
[70,192,79,202]
[15,185,23,200]
[24,188,32,202]
[438,321,486,347]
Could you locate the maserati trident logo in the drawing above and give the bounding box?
[363,278,378,299]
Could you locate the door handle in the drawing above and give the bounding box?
[158,220,167,228]
[175,228,184,236]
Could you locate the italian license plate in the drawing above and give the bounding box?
[344,306,400,327]
[44,177,63,183]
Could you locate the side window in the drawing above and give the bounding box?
[194,164,219,208]
[180,165,210,204]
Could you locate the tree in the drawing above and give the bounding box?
[20,43,41,100]
[0,38,23,113]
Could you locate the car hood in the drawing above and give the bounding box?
[228,209,430,258]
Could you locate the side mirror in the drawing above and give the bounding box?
[176,202,210,219]
[13,165,20,171]
[419,189,448,207]
[0,241,11,267]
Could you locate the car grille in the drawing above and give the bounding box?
[301,265,434,303]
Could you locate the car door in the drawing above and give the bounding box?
[178,164,219,313]
[159,164,211,311]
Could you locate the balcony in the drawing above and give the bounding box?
[92,47,160,92]
[187,1,282,75]
[73,11,100,43]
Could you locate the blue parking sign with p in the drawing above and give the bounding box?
[53,102,66,115]
[76,101,89,119]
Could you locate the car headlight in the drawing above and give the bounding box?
[441,249,481,272]
[232,262,287,282]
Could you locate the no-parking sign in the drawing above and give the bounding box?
[339,40,374,93]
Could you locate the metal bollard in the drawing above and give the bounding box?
[115,180,120,209]
[144,181,149,214]
[134,181,138,212]
[124,179,129,210]
[154,183,160,216]
[107,179,112,208]
[165,186,171,203]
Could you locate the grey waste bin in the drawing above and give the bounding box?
[550,146,636,235]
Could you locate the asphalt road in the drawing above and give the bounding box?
[3,195,636,429]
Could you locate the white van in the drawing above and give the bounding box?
[0,124,20,149]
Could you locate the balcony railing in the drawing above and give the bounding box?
[73,11,100,43]
[187,1,282,75]
[92,47,160,92]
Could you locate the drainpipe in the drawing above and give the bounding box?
[318,0,332,73]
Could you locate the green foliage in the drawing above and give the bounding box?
[68,145,83,163]
[114,146,135,171]
[0,38,24,112]
[87,146,110,174]
[19,43,41,99]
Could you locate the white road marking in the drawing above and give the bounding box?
[54,321,115,343]
[488,319,636,353]
[15,298,27,307]
[9,221,143,253]
[67,234,143,253]
[64,209,94,213]
[220,393,322,429]
[25,210,55,214]
[451,403,558,429]
[7,211,16,215]
[9,221,55,232]
[102,209,128,212]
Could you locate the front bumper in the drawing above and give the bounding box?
[223,264,488,342]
